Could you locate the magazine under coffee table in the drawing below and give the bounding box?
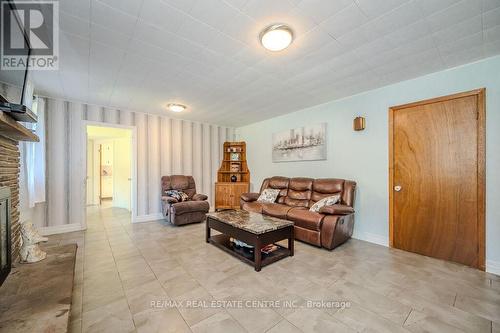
[206,210,294,271]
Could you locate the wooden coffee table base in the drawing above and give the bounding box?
[206,217,294,272]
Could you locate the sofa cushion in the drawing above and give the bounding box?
[284,178,312,207]
[287,207,325,231]
[257,189,280,203]
[262,177,290,204]
[261,203,293,219]
[171,201,209,215]
[241,201,263,214]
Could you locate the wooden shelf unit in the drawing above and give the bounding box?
[215,142,250,210]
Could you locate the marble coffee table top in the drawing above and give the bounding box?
[207,210,293,234]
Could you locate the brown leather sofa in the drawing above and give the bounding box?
[240,177,356,250]
[161,175,210,226]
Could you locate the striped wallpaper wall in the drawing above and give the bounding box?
[0,83,234,230]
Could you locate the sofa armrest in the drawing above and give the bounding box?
[162,196,178,204]
[240,192,260,202]
[319,204,354,215]
[192,193,208,201]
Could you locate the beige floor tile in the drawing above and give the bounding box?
[285,308,355,333]
[266,319,302,333]
[454,293,500,324]
[332,302,410,333]
[329,279,412,325]
[403,309,468,333]
[226,307,282,333]
[133,308,191,333]
[124,280,168,316]
[82,298,135,333]
[190,312,246,333]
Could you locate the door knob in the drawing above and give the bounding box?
[394,185,402,192]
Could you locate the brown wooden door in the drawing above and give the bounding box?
[389,89,485,269]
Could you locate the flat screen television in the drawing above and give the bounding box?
[0,0,36,122]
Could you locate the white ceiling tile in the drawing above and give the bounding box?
[336,21,381,51]
[436,17,483,49]
[484,25,500,43]
[438,31,483,55]
[355,0,410,19]
[242,0,297,20]
[484,39,500,56]
[190,0,242,31]
[320,3,368,38]
[139,0,189,33]
[91,0,138,35]
[353,36,395,59]
[293,0,352,24]
[443,45,484,67]
[177,17,220,47]
[207,34,247,58]
[483,7,500,29]
[385,19,431,45]
[416,0,461,16]
[60,13,90,39]
[97,0,143,16]
[482,0,500,11]
[425,0,482,32]
[371,0,423,35]
[222,0,250,10]
[91,23,131,50]
[61,0,91,21]
[163,0,199,13]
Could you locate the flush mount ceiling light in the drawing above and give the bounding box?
[260,24,294,51]
[167,103,186,112]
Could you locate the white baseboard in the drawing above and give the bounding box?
[486,260,500,276]
[352,231,389,247]
[39,223,84,236]
[133,213,163,223]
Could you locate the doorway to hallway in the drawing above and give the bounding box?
[86,125,134,219]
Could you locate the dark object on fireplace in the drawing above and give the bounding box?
[0,187,12,287]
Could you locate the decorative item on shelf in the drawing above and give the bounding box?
[230,152,240,161]
[215,142,251,210]
[354,116,365,131]
[230,163,240,172]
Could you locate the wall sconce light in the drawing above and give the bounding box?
[353,117,365,131]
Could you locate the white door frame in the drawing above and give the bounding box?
[83,121,138,226]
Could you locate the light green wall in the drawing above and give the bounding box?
[237,55,500,273]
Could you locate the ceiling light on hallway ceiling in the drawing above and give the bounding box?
[167,103,186,112]
[260,24,294,51]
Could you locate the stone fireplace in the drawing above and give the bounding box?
[0,110,39,271]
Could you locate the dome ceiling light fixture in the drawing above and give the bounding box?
[259,24,294,52]
[167,103,186,112]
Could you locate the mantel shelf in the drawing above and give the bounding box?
[0,111,39,142]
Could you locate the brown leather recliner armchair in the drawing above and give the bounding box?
[161,175,210,226]
[240,177,356,250]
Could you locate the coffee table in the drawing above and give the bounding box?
[206,210,294,271]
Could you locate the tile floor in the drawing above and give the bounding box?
[54,206,500,333]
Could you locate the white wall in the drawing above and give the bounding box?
[113,137,132,210]
[35,99,234,230]
[237,55,500,273]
